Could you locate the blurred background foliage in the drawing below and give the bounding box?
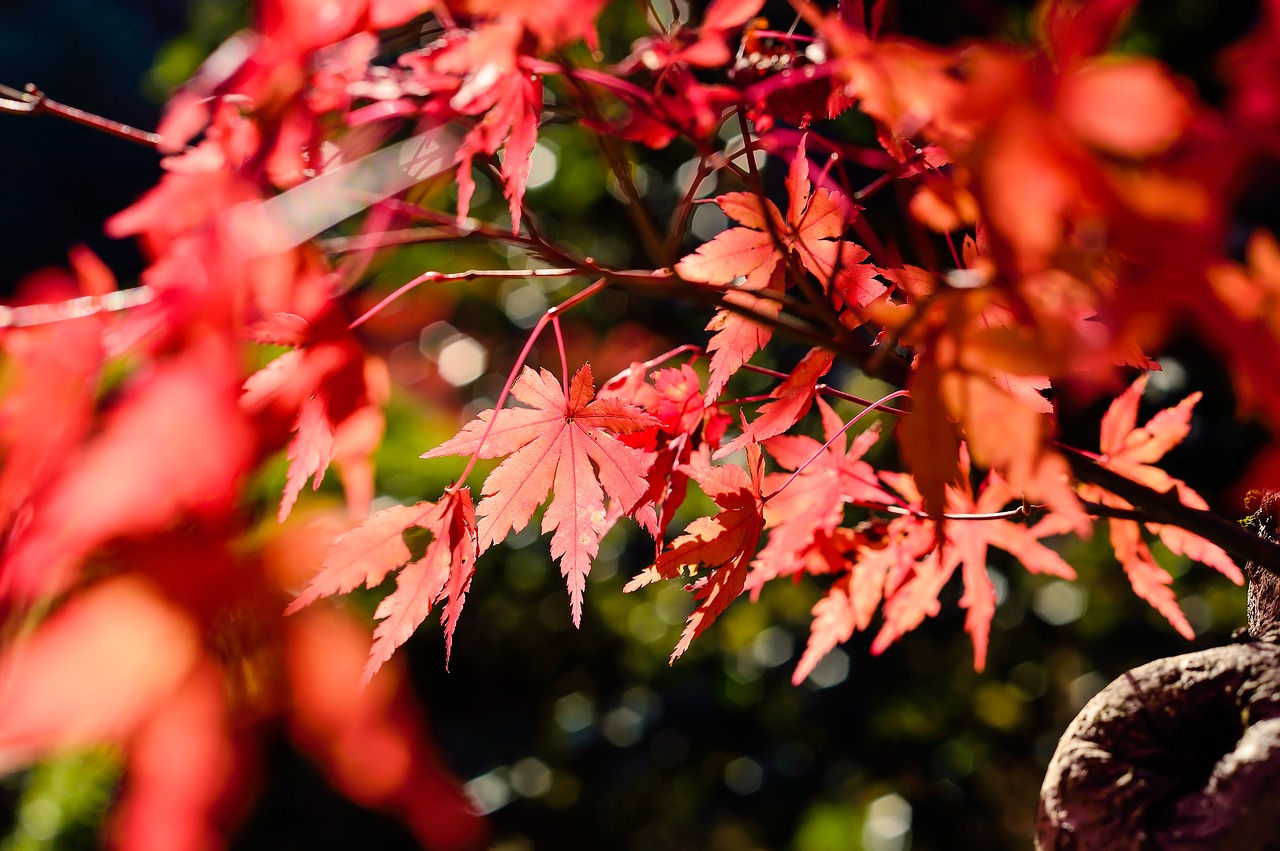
[0,0,1271,848]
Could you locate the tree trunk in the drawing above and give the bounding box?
[1037,492,1280,850]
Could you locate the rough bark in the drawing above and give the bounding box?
[1037,492,1280,850]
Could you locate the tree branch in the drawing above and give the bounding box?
[1063,450,1280,578]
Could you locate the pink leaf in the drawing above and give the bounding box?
[285,502,432,614]
[425,365,656,624]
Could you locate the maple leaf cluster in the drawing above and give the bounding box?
[5,0,1280,844]
[278,0,1276,679]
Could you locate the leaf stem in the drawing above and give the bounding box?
[762,389,909,501]
[737,363,911,415]
[601,344,703,388]
[552,315,570,395]
[446,279,606,492]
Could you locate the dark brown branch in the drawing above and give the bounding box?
[583,263,912,385]
[1063,450,1280,578]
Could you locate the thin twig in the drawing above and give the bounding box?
[558,65,670,265]
[349,268,581,329]
[1,83,168,148]
[762,390,910,501]
[0,287,154,328]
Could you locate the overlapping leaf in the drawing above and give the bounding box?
[625,444,765,661]
[1047,375,1244,636]
[787,447,1075,679]
[602,363,731,536]
[750,398,892,590]
[791,524,932,685]
[873,461,1075,670]
[287,489,477,678]
[716,347,834,458]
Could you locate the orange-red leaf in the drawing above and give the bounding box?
[1058,58,1191,157]
[0,316,103,532]
[284,608,489,848]
[675,134,875,397]
[752,400,889,587]
[287,490,480,675]
[245,312,310,347]
[2,349,254,602]
[1110,517,1193,639]
[897,356,960,519]
[366,488,476,681]
[675,210,782,293]
[1100,373,1199,467]
[871,545,952,657]
[792,575,857,685]
[791,517,932,682]
[0,577,200,765]
[626,444,765,660]
[1083,375,1245,632]
[715,347,834,458]
[870,462,1076,669]
[701,287,782,399]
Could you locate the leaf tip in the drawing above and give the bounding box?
[282,596,309,617]
[357,649,389,691]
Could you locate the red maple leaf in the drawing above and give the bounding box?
[0,577,203,762]
[407,19,543,232]
[1042,375,1244,637]
[460,0,609,54]
[791,573,858,685]
[588,69,740,149]
[366,489,476,680]
[424,364,657,625]
[676,135,882,397]
[287,488,477,678]
[619,0,766,71]
[886,287,1087,530]
[716,346,834,458]
[242,328,390,523]
[749,397,891,590]
[625,443,766,661]
[859,451,1076,671]
[790,521,931,685]
[1,348,255,603]
[0,540,487,850]
[0,307,103,534]
[697,282,785,401]
[602,363,731,536]
[288,503,432,608]
[281,394,336,522]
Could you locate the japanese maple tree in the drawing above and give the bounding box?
[4,0,1280,847]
